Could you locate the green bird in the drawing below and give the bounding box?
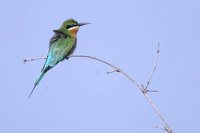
[29,19,89,98]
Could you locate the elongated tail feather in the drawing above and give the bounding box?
[28,72,45,98]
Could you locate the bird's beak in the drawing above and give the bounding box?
[78,22,90,27]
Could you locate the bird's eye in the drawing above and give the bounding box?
[66,25,72,29]
[66,24,77,29]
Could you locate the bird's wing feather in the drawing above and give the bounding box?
[41,30,68,72]
[49,30,67,46]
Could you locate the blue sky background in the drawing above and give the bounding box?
[1,0,200,132]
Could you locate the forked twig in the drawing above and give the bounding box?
[23,44,173,133]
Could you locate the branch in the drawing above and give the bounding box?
[23,45,173,133]
[24,55,141,90]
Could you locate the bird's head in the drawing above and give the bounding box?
[59,19,90,37]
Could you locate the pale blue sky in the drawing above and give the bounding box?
[1,0,200,133]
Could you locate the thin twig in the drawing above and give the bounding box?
[24,48,173,133]
[146,89,158,93]
[23,57,46,63]
[106,69,120,74]
[145,43,160,89]
[152,125,166,131]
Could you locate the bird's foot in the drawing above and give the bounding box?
[65,57,69,60]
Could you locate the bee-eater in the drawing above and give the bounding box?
[29,19,89,98]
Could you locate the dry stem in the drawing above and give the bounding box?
[24,44,173,133]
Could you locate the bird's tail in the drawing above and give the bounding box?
[28,72,45,98]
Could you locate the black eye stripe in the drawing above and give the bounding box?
[66,24,77,29]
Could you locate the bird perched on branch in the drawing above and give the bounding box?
[29,19,89,98]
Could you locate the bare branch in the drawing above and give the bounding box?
[23,55,142,90]
[23,45,173,133]
[145,43,160,89]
